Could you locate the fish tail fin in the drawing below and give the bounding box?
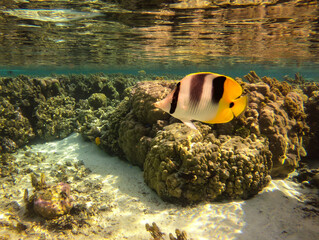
[232,95,248,117]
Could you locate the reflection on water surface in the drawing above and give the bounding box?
[0,0,318,73]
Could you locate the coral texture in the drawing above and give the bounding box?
[143,124,272,203]
[242,71,308,177]
[35,96,76,140]
[301,83,319,158]
[0,97,35,152]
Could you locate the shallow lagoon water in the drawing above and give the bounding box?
[0,0,319,239]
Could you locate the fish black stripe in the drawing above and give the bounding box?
[189,74,207,109]
[212,76,226,103]
[170,82,180,114]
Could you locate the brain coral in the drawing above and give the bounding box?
[143,123,272,203]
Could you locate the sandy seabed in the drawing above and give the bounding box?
[1,133,319,240]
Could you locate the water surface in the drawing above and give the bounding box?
[0,0,318,79]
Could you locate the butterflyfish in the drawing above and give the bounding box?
[154,72,247,130]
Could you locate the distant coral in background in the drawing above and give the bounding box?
[35,96,76,140]
[0,97,35,152]
[300,83,319,159]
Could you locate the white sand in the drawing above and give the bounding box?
[14,133,319,239]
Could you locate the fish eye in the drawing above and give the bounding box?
[229,102,234,108]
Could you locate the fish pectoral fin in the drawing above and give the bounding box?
[181,119,197,130]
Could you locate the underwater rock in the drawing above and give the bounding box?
[294,164,319,188]
[143,123,272,203]
[35,96,76,140]
[24,173,74,219]
[0,97,35,152]
[88,93,107,109]
[77,95,131,157]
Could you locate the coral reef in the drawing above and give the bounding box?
[144,123,272,203]
[0,75,62,123]
[117,81,178,167]
[0,72,316,208]
[301,83,319,159]
[242,71,308,177]
[0,73,139,149]
[76,95,132,157]
[0,97,35,152]
[58,73,137,104]
[35,96,77,140]
[24,173,74,219]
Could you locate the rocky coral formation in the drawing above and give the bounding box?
[0,97,35,152]
[88,93,107,109]
[241,71,308,177]
[117,81,176,167]
[24,173,74,219]
[301,83,319,159]
[0,72,315,206]
[0,73,140,150]
[35,96,77,140]
[0,75,62,122]
[58,73,137,104]
[143,123,272,203]
[107,73,311,202]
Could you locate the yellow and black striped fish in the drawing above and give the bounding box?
[154,72,247,129]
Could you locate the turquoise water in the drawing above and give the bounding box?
[0,0,318,80]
